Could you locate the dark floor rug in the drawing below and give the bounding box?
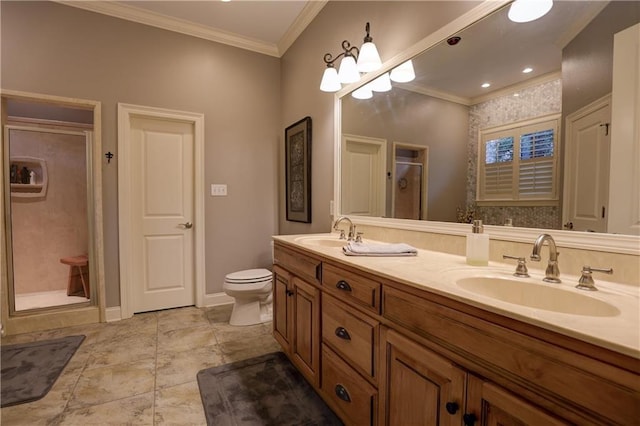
[1,335,85,407]
[197,351,343,426]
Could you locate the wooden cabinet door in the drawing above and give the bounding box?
[466,375,568,426]
[272,266,291,352]
[291,276,320,386]
[379,327,466,426]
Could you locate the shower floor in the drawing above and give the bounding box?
[15,290,88,311]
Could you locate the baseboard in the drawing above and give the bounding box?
[105,306,122,322]
[202,292,234,307]
[104,292,232,323]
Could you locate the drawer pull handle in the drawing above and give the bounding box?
[335,384,351,403]
[336,280,352,292]
[463,413,477,426]
[286,290,294,297]
[335,327,351,341]
[445,402,459,414]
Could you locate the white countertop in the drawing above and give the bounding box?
[274,233,640,359]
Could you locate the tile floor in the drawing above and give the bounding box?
[0,305,282,425]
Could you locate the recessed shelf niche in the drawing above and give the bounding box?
[9,156,48,198]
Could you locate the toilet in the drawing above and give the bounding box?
[223,268,273,326]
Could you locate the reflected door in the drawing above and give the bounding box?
[341,134,386,217]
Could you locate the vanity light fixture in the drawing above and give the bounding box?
[352,84,373,100]
[320,22,382,92]
[508,0,553,23]
[371,73,392,92]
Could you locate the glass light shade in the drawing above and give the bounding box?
[320,66,341,92]
[390,60,415,83]
[508,0,553,23]
[357,42,382,73]
[371,73,392,92]
[338,55,361,84]
[352,84,373,100]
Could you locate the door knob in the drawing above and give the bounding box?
[179,222,193,229]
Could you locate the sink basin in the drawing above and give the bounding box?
[294,235,347,248]
[455,277,620,317]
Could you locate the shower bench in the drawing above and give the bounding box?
[60,254,90,299]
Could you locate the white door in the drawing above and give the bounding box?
[129,117,195,313]
[341,134,387,217]
[608,23,640,235]
[563,96,611,233]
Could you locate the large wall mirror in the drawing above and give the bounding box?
[339,0,639,241]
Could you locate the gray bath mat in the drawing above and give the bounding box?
[1,334,85,407]
[197,351,343,426]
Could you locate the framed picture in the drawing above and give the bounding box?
[285,116,312,223]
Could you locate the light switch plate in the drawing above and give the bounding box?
[211,184,227,196]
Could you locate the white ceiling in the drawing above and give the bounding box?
[57,0,327,57]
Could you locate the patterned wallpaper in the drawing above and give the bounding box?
[465,78,563,229]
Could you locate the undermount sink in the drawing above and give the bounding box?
[294,235,347,248]
[455,277,620,317]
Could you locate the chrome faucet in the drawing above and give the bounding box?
[333,216,356,241]
[530,234,561,283]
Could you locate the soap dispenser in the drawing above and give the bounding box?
[466,220,489,266]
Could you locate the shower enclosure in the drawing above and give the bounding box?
[1,92,104,334]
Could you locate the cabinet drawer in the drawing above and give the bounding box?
[322,263,380,314]
[320,346,378,426]
[273,244,321,284]
[323,294,378,381]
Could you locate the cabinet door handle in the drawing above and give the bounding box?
[335,327,351,341]
[336,280,352,292]
[445,402,459,414]
[463,413,477,426]
[334,384,351,402]
[286,290,294,296]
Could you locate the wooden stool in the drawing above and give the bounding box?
[60,255,90,298]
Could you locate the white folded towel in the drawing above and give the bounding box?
[343,242,418,256]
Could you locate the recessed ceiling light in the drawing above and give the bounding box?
[481,83,491,88]
[513,93,520,97]
[522,67,533,73]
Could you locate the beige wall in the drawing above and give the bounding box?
[280,1,481,234]
[1,1,281,306]
[9,128,88,294]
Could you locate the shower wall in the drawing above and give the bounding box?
[10,128,88,294]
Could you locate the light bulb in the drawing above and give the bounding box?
[352,84,373,99]
[357,42,382,73]
[390,60,415,83]
[371,73,392,92]
[338,55,361,84]
[320,66,341,92]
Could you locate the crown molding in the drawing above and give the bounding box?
[396,84,472,106]
[277,1,328,56]
[53,1,282,57]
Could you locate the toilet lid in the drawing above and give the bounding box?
[225,268,272,283]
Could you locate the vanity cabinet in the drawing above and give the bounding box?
[272,246,322,386]
[272,240,640,426]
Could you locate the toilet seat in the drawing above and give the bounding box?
[225,268,271,284]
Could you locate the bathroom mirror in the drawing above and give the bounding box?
[339,1,640,236]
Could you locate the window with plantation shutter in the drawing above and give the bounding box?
[477,115,560,205]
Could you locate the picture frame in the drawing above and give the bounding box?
[285,116,312,223]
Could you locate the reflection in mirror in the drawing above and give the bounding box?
[340,1,640,235]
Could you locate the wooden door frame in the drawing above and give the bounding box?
[117,103,205,319]
[1,89,105,334]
